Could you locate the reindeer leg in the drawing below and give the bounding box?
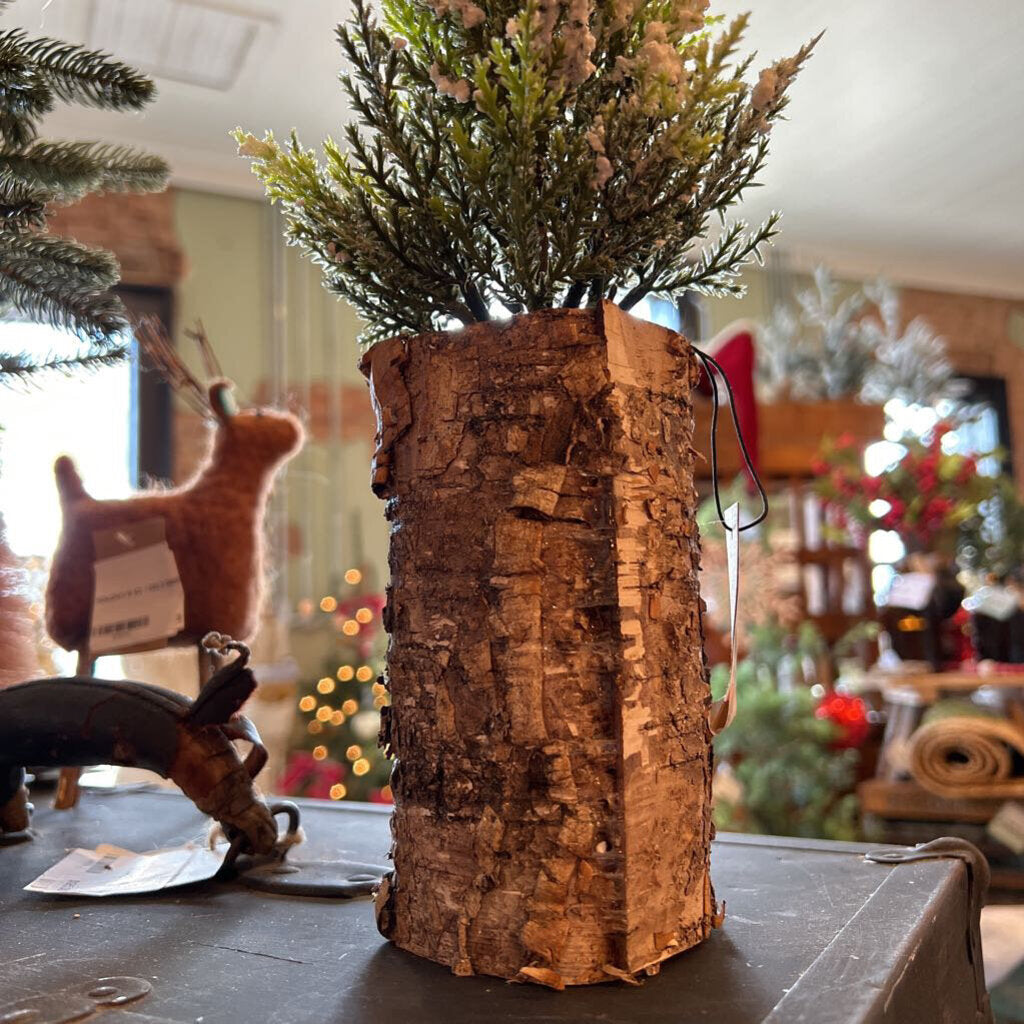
[53,646,94,810]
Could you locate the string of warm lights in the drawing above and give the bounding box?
[295,568,365,620]
[291,567,390,801]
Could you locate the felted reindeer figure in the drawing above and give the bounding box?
[46,321,304,655]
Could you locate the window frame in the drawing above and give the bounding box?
[117,285,174,486]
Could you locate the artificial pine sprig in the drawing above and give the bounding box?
[0,4,168,378]
[0,343,127,384]
[237,0,819,344]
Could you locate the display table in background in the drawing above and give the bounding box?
[860,668,1024,890]
[869,669,1024,706]
[0,788,990,1023]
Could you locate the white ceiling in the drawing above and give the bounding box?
[5,0,1024,298]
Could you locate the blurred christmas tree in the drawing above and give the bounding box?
[0,0,168,382]
[711,621,865,841]
[280,566,392,803]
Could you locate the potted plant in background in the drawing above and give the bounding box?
[236,0,817,986]
[758,267,964,412]
[815,427,998,669]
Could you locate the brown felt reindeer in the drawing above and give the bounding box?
[45,321,304,806]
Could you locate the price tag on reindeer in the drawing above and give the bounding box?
[90,518,185,655]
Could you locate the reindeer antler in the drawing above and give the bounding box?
[134,317,209,417]
[186,320,223,380]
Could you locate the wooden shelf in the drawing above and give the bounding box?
[865,669,1024,703]
[692,398,885,480]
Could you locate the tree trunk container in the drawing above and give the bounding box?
[360,301,717,988]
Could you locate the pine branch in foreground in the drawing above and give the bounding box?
[14,31,156,110]
[0,6,165,378]
[0,342,128,383]
[0,230,121,290]
[0,231,129,341]
[0,175,47,231]
[0,141,168,201]
[0,30,54,148]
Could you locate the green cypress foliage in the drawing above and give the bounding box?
[237,0,819,344]
[0,5,169,381]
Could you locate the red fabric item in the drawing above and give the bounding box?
[696,322,760,476]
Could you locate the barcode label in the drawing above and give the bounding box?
[26,843,229,896]
[90,539,184,655]
[86,856,119,874]
[95,616,150,636]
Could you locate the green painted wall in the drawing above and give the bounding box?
[173,189,270,397]
[704,266,774,338]
[172,188,388,620]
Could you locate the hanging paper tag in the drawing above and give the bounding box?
[24,841,229,897]
[886,572,936,611]
[90,518,185,655]
[709,502,740,735]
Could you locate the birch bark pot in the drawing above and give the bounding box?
[360,301,717,987]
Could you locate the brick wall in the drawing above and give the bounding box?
[172,381,374,484]
[47,189,186,288]
[900,287,1024,487]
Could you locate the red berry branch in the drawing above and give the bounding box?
[814,424,997,556]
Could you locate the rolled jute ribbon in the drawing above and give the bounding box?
[908,715,1024,799]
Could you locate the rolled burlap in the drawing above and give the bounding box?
[908,715,1024,799]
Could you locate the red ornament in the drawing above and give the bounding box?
[815,692,870,749]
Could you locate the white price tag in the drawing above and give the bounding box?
[709,503,740,735]
[988,802,1024,855]
[886,572,936,612]
[25,842,228,896]
[965,585,1020,623]
[90,521,184,655]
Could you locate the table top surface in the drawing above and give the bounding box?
[0,787,967,1024]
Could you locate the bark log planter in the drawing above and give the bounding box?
[360,301,717,988]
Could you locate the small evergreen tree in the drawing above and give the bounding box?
[0,1,168,382]
[236,0,818,343]
[711,622,861,842]
[280,573,392,803]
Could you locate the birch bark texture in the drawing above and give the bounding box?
[360,301,717,987]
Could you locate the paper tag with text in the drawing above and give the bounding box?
[886,572,936,611]
[25,842,228,896]
[90,519,184,655]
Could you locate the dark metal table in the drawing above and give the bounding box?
[0,788,989,1023]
